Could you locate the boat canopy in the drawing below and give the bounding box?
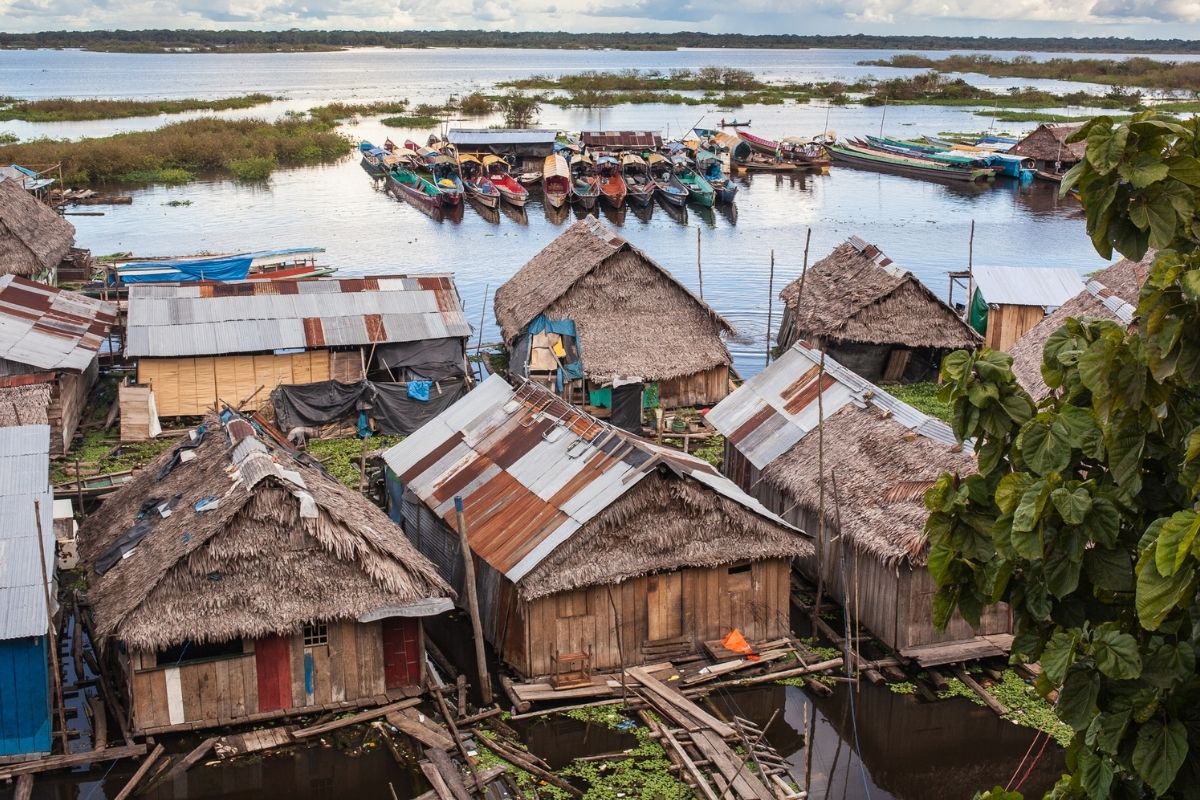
[647,153,669,164]
[620,153,647,167]
[543,154,571,179]
[696,149,719,163]
[571,153,594,164]
[596,155,618,165]
[458,154,481,164]
[481,155,509,167]
[430,155,457,165]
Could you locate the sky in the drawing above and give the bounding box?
[2,0,1200,38]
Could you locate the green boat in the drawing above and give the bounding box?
[672,156,715,207]
[385,167,443,211]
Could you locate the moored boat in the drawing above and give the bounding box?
[620,153,655,207]
[596,155,627,209]
[718,118,752,127]
[648,153,689,207]
[542,154,573,209]
[482,155,529,207]
[697,150,738,203]
[408,152,463,206]
[384,154,444,211]
[672,156,716,207]
[825,141,994,183]
[457,154,501,208]
[738,129,783,157]
[359,142,388,177]
[571,154,600,209]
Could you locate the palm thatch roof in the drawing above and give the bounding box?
[0,177,75,277]
[0,378,52,427]
[1010,253,1150,399]
[1010,124,1087,164]
[759,402,976,567]
[80,412,452,652]
[493,218,734,382]
[778,237,979,350]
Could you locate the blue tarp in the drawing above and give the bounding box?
[112,247,320,285]
[527,315,584,388]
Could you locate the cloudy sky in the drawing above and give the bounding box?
[1,0,1198,37]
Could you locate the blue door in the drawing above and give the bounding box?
[0,636,51,757]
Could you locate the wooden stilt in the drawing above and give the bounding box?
[454,496,493,706]
[113,743,165,800]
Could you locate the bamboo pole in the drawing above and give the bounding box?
[765,250,775,367]
[455,496,493,705]
[33,500,69,753]
[475,283,489,383]
[812,351,827,624]
[696,226,704,299]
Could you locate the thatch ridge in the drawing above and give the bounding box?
[1010,124,1086,164]
[0,177,75,277]
[494,218,735,382]
[759,403,975,567]
[779,240,979,350]
[1009,253,1150,399]
[80,413,451,652]
[519,470,812,599]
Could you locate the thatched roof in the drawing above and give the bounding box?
[779,237,979,350]
[1010,124,1086,164]
[384,375,810,601]
[493,218,734,382]
[0,177,75,277]
[80,412,452,652]
[1010,253,1149,399]
[0,378,53,427]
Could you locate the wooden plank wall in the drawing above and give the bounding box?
[47,359,98,455]
[137,351,332,417]
[517,560,791,677]
[985,304,1046,351]
[659,365,730,409]
[330,350,364,383]
[127,621,390,732]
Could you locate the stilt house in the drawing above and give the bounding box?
[1009,253,1149,399]
[0,276,117,455]
[124,275,472,418]
[383,375,810,679]
[707,344,1011,662]
[0,424,54,759]
[1010,124,1086,177]
[79,411,452,735]
[969,265,1084,351]
[0,175,76,284]
[494,218,735,420]
[777,237,979,383]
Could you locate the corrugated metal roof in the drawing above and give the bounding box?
[1086,278,1136,324]
[707,343,970,472]
[971,265,1084,308]
[0,424,54,640]
[125,275,471,357]
[0,275,117,373]
[447,129,558,146]
[580,131,663,149]
[384,375,790,585]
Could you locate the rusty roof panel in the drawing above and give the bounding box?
[385,375,790,585]
[708,343,971,471]
[581,131,663,149]
[0,275,116,373]
[126,274,470,357]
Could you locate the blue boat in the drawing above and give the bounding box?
[697,150,738,204]
[359,141,388,177]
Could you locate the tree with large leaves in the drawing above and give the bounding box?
[925,112,1200,799]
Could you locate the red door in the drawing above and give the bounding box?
[381,618,422,688]
[255,635,293,712]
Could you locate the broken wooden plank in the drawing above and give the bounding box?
[0,744,147,780]
[419,761,455,800]
[146,736,217,791]
[660,724,720,800]
[112,743,165,800]
[726,658,843,688]
[950,665,1008,716]
[387,709,455,752]
[682,650,791,685]
[627,667,735,739]
[690,729,774,800]
[291,698,422,740]
[427,748,473,800]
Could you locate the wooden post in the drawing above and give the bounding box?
[966,219,976,318]
[33,500,69,753]
[812,352,827,624]
[696,226,703,300]
[764,250,775,368]
[455,496,493,705]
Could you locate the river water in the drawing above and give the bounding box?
[0,45,1119,799]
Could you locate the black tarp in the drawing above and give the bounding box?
[375,339,465,380]
[610,382,644,433]
[271,377,467,437]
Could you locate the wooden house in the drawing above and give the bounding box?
[777,237,979,383]
[1009,124,1086,179]
[124,275,472,418]
[79,410,453,735]
[0,425,55,759]
[968,265,1084,351]
[1009,252,1148,399]
[0,276,117,455]
[494,218,735,420]
[383,375,810,679]
[0,175,76,284]
[707,343,1011,662]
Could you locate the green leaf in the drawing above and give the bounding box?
[995,472,1032,515]
[1145,194,1179,250]
[1091,627,1142,680]
[1136,547,1194,631]
[1143,641,1195,689]
[1021,421,1071,476]
[1045,531,1084,598]
[1086,121,1128,175]
[1086,498,1121,549]
[1167,154,1200,187]
[1077,747,1114,800]
[1059,669,1101,730]
[1120,151,1170,189]
[1106,416,1146,496]
[1182,270,1200,302]
[1051,487,1092,525]
[1085,547,1134,592]
[1042,630,1078,685]
[1154,510,1200,577]
[940,349,972,383]
[1132,718,1188,796]
[927,539,954,585]
[1085,709,1131,755]
[1013,479,1050,535]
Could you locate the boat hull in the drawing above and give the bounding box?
[574,191,598,209]
[654,185,688,207]
[464,180,500,208]
[360,156,386,177]
[626,187,655,207]
[385,172,441,210]
[826,146,991,183]
[545,191,570,209]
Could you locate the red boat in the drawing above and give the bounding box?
[596,155,627,209]
[482,155,528,207]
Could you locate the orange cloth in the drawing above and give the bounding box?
[721,629,758,661]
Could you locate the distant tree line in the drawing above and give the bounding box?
[4,30,1200,54]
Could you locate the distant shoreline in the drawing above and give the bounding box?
[3,31,1200,55]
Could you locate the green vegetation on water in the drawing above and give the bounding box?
[885,382,953,423]
[0,116,353,186]
[0,93,275,122]
[381,115,439,128]
[861,53,1200,92]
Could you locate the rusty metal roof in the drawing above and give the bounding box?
[581,131,663,150]
[125,275,472,358]
[383,375,790,584]
[707,343,970,471]
[0,275,117,373]
[0,424,54,640]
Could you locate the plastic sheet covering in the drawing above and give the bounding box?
[114,255,254,284]
[375,339,465,380]
[610,382,643,433]
[271,377,467,437]
[514,315,583,385]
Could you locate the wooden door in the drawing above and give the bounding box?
[646,572,683,642]
[255,635,293,712]
[381,618,422,688]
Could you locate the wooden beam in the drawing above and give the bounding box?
[13,774,32,800]
[426,748,473,800]
[951,665,1008,716]
[144,736,216,791]
[0,744,147,780]
[626,667,735,739]
[419,761,455,800]
[112,743,165,800]
[291,698,421,740]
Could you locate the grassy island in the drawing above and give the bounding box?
[0,93,275,122]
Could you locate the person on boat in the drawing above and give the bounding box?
[719,118,725,127]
